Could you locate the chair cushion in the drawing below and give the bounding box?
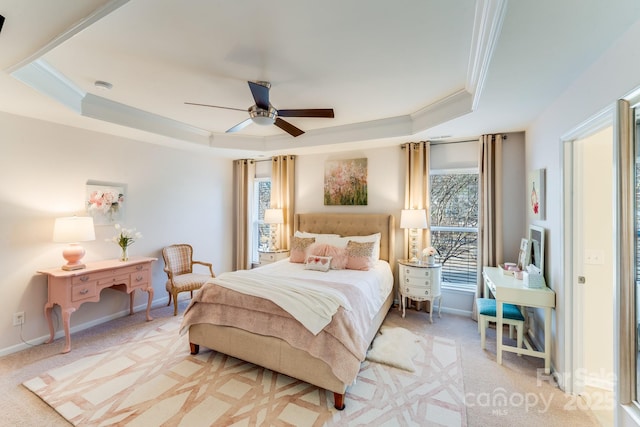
[477,298,524,321]
[166,273,212,292]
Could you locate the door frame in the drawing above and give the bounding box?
[561,106,613,395]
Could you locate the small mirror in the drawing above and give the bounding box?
[527,225,545,274]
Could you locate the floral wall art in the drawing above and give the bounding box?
[86,181,126,225]
[528,168,545,220]
[324,158,368,206]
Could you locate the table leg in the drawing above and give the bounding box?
[401,296,406,318]
[496,300,503,365]
[129,291,135,315]
[429,300,433,323]
[144,287,154,321]
[61,308,75,354]
[544,307,551,374]
[437,295,442,318]
[44,303,55,344]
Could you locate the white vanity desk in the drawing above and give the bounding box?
[482,266,556,373]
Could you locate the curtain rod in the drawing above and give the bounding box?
[401,135,507,148]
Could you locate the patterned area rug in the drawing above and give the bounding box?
[24,317,466,426]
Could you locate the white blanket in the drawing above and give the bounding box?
[211,269,353,335]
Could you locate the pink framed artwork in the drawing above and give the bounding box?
[528,169,545,220]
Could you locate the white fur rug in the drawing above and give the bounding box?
[366,325,421,372]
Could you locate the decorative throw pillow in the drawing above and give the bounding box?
[345,240,376,270]
[304,255,332,272]
[289,237,316,263]
[307,242,348,270]
[342,233,382,260]
[324,245,349,270]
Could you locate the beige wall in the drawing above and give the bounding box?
[0,111,233,355]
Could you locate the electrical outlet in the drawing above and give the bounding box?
[13,312,24,326]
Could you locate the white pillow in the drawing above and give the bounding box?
[294,231,341,244]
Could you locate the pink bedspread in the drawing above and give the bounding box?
[180,273,382,384]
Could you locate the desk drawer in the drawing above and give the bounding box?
[120,263,151,274]
[72,282,97,301]
[98,273,130,286]
[130,269,150,288]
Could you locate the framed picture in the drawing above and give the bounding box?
[527,225,545,274]
[528,168,545,220]
[517,238,529,270]
[85,180,126,225]
[323,158,368,205]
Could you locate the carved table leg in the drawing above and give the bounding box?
[61,308,75,353]
[129,291,135,315]
[44,303,55,344]
[144,287,154,321]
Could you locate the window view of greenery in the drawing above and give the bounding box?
[255,180,271,256]
[430,173,479,287]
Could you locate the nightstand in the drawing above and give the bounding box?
[258,250,290,265]
[398,260,442,323]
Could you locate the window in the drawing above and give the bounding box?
[430,170,479,290]
[251,178,271,263]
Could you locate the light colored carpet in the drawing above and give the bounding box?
[24,314,466,426]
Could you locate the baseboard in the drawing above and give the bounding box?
[0,296,171,357]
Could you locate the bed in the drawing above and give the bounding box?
[181,213,395,410]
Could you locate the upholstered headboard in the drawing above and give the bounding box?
[293,213,395,271]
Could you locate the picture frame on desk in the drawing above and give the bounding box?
[517,238,529,270]
[527,225,545,275]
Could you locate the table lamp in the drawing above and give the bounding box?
[53,216,96,270]
[264,208,284,251]
[400,209,428,263]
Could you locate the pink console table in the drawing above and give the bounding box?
[38,257,156,353]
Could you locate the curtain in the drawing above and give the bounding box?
[271,155,295,250]
[616,99,635,404]
[472,134,504,320]
[233,159,255,270]
[402,142,431,259]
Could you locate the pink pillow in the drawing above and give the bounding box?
[345,240,375,271]
[290,237,316,263]
[324,245,348,270]
[307,243,348,270]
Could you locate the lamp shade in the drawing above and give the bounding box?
[264,208,284,224]
[53,216,96,243]
[400,209,428,229]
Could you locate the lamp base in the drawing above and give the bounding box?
[62,263,86,271]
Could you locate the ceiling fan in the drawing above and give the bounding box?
[186,81,334,137]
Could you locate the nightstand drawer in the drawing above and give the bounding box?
[403,276,432,287]
[403,285,431,297]
[401,266,435,279]
[259,251,290,264]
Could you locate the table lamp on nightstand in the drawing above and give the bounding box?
[53,216,95,270]
[400,208,428,263]
[264,208,284,251]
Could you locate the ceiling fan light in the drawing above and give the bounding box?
[249,105,277,126]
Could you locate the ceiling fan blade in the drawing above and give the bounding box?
[248,81,270,110]
[277,108,335,118]
[184,102,247,112]
[275,118,304,137]
[226,118,253,133]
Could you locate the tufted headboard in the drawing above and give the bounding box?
[293,213,395,271]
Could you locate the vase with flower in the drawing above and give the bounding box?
[107,224,142,261]
[422,246,438,266]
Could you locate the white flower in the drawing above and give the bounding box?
[422,246,437,256]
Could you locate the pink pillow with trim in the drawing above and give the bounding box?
[345,240,375,271]
[290,237,316,263]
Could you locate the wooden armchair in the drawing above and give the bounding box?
[162,244,215,316]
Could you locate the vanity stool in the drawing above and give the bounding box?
[477,297,525,352]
